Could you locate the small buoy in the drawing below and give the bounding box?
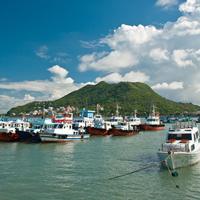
[172,171,178,177]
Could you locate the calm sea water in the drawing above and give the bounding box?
[1,122,200,200]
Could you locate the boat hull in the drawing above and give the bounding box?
[39,133,90,143]
[140,124,164,131]
[157,149,200,169]
[0,131,19,141]
[86,127,109,136]
[16,130,40,142]
[110,128,140,136]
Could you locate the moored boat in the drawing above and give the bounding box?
[0,119,30,141]
[140,106,164,131]
[39,122,90,143]
[72,108,95,129]
[157,121,200,169]
[109,121,140,136]
[128,110,141,128]
[86,121,112,136]
[15,129,40,142]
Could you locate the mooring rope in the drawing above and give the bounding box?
[165,152,179,188]
[108,160,164,180]
[109,153,179,188]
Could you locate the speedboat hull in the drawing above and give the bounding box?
[157,148,200,169]
[39,133,90,143]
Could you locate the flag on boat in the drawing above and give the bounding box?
[50,114,55,119]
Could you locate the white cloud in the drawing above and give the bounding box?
[36,45,50,59]
[151,81,184,89]
[79,50,139,72]
[172,49,196,67]
[0,78,7,82]
[156,0,179,9]
[47,65,74,84]
[95,71,150,83]
[23,94,35,101]
[149,48,169,62]
[179,0,200,13]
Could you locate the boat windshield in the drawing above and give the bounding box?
[168,133,192,140]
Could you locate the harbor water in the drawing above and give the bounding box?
[1,123,200,199]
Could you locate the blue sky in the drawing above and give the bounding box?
[1,0,200,113]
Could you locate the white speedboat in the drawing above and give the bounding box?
[157,121,200,169]
[39,122,90,143]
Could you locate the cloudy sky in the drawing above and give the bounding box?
[1,0,200,113]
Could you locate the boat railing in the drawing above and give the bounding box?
[161,142,190,152]
[171,121,197,129]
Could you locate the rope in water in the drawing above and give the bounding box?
[109,153,179,188]
[165,153,179,188]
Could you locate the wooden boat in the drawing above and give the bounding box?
[157,121,200,169]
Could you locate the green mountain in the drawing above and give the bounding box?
[6,81,200,116]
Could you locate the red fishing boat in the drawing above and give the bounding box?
[86,121,112,136]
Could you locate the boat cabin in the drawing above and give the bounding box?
[161,122,199,153]
[46,122,79,135]
[94,121,112,130]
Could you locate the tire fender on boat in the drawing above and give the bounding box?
[2,132,6,137]
[8,132,12,137]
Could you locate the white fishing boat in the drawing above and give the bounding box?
[39,122,90,143]
[141,105,164,131]
[129,110,141,126]
[109,104,123,126]
[157,121,200,169]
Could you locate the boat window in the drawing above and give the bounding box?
[53,124,58,128]
[168,134,192,140]
[58,124,63,128]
